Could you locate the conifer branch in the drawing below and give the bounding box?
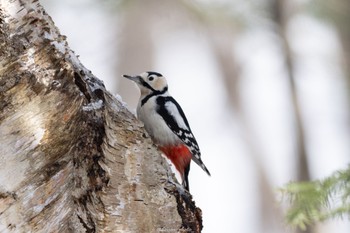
[281,166,350,230]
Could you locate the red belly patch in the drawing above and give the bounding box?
[159,144,192,177]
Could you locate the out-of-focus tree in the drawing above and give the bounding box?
[309,0,350,89]
[268,0,311,183]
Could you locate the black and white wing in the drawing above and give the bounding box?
[156,96,211,176]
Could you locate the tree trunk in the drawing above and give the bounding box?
[269,0,312,233]
[0,1,202,232]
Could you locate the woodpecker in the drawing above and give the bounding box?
[123,71,210,191]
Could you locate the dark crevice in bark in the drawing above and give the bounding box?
[166,186,203,233]
[71,95,108,231]
[74,71,92,101]
[77,214,96,233]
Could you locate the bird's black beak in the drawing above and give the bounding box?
[123,74,141,84]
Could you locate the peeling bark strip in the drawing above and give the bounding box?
[0,1,203,232]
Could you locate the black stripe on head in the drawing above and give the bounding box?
[146,71,162,77]
[141,86,168,106]
[138,77,156,92]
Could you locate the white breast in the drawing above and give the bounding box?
[137,97,181,146]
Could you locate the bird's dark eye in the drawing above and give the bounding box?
[148,76,154,81]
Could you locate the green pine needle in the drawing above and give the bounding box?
[281,166,350,230]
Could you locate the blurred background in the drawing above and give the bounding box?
[41,0,350,232]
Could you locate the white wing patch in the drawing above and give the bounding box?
[164,101,190,131]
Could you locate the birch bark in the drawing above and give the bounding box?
[0,1,202,232]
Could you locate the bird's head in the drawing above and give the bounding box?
[123,71,168,95]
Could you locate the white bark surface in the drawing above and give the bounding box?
[0,1,203,232]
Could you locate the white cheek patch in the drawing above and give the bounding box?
[153,78,166,91]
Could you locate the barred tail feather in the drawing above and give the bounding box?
[191,156,211,176]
